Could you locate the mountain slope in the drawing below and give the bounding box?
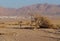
[0,4,60,24]
[0,4,60,18]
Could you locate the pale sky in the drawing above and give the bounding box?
[0,0,60,8]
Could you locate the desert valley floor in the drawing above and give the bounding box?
[0,28,60,41]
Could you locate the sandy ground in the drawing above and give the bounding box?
[0,28,60,41]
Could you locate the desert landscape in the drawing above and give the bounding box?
[0,28,60,41]
[0,2,60,41]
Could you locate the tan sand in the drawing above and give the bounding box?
[0,28,60,41]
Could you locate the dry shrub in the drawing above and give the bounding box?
[40,17,52,28]
[0,33,5,35]
[32,14,55,29]
[56,25,60,29]
[36,16,59,29]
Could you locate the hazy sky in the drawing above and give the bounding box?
[0,0,60,8]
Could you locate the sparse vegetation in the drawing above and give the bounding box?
[0,14,60,29]
[32,15,53,29]
[56,25,60,29]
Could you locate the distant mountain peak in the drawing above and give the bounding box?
[0,4,60,16]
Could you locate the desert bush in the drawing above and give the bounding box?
[50,24,58,29]
[0,33,5,35]
[29,13,58,29]
[40,17,53,28]
[56,25,60,29]
[32,14,54,29]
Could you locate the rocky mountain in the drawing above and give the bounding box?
[0,4,60,19]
